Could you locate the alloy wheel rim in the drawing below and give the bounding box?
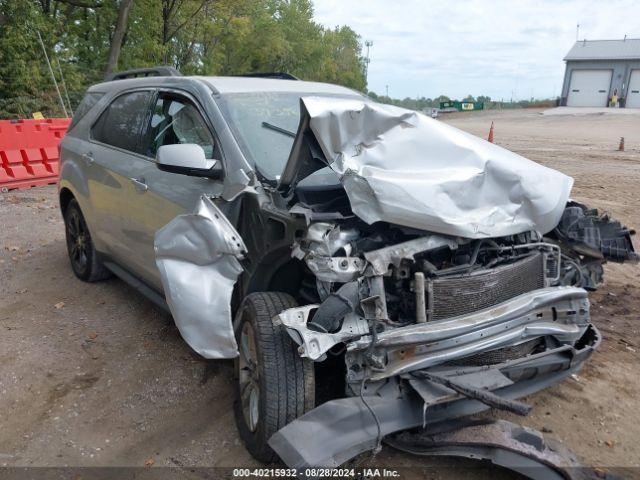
[66,210,89,272]
[238,319,260,432]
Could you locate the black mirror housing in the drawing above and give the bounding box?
[157,161,224,179]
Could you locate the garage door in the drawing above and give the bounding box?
[627,70,640,108]
[567,70,612,107]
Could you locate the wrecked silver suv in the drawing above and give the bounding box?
[59,70,636,468]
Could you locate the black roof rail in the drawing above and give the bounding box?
[239,72,299,80]
[104,66,182,82]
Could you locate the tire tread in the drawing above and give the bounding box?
[234,291,315,462]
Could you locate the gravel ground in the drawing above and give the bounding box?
[1,108,639,479]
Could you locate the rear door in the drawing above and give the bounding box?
[88,89,154,266]
[567,70,612,107]
[627,70,640,108]
[123,89,225,290]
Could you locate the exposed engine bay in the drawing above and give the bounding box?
[272,97,635,421]
[267,200,637,468]
[272,99,637,389]
[282,199,636,365]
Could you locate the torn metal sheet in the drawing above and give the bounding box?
[364,235,459,275]
[304,222,359,256]
[305,255,364,283]
[287,97,574,239]
[294,222,363,282]
[154,195,247,359]
[279,308,369,360]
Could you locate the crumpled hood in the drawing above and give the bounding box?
[279,97,573,239]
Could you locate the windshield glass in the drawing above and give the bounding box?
[216,91,364,179]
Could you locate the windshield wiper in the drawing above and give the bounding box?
[262,121,296,138]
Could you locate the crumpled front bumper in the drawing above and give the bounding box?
[269,323,600,468]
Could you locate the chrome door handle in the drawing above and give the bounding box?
[130,176,148,193]
[81,152,94,164]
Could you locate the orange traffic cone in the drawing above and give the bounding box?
[487,122,494,143]
[619,137,625,151]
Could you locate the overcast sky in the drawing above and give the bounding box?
[313,0,640,100]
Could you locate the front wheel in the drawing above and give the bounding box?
[233,292,315,463]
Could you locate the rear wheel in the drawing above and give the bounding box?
[63,199,111,282]
[233,292,315,462]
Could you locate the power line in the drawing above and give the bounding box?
[56,58,74,116]
[36,30,68,117]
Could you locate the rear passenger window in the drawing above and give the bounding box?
[91,91,152,153]
[144,94,215,159]
[68,92,104,132]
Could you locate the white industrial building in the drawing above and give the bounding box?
[560,38,640,108]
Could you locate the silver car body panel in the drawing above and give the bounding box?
[296,96,574,239]
[154,195,246,358]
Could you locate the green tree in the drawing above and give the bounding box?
[0,0,368,118]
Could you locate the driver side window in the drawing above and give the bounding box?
[145,93,215,159]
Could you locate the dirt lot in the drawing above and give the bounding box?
[1,108,639,479]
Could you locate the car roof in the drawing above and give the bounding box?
[198,76,360,95]
[88,75,362,97]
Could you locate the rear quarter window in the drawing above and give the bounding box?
[91,90,153,153]
[67,92,104,132]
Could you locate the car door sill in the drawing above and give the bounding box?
[103,261,170,312]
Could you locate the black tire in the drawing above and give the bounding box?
[63,198,111,282]
[233,292,315,463]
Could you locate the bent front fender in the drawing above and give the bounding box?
[154,195,246,359]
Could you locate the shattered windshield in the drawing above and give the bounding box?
[216,91,363,180]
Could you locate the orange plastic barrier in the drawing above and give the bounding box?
[0,118,71,191]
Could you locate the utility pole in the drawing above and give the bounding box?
[576,23,580,41]
[385,84,389,98]
[36,30,68,117]
[364,40,373,83]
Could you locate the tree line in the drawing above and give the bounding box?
[0,0,556,119]
[368,92,556,111]
[0,0,367,118]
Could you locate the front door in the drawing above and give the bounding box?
[123,90,225,291]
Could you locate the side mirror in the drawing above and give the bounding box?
[156,144,223,179]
